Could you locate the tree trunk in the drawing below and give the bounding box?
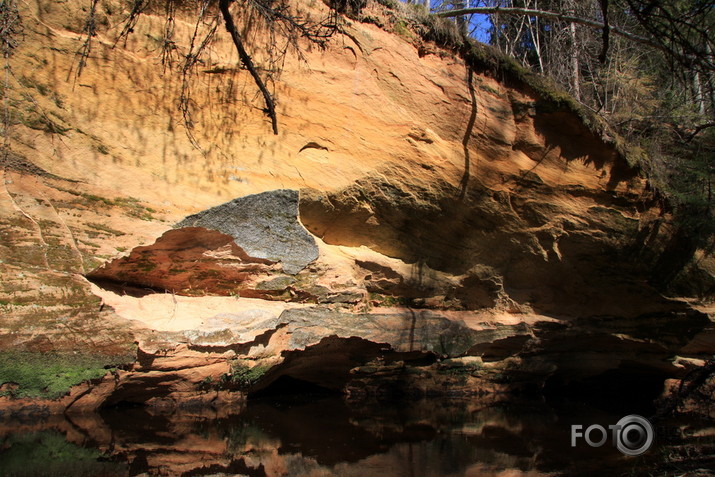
[569,17,580,101]
[528,0,544,73]
[694,72,706,116]
[453,1,468,36]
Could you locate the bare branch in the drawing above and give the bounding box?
[69,0,100,82]
[178,0,219,148]
[161,0,177,71]
[219,0,278,135]
[623,0,715,71]
[685,122,715,142]
[249,0,338,45]
[113,0,151,48]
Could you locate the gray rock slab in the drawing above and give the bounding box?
[176,189,318,274]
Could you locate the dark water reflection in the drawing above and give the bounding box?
[0,395,705,476]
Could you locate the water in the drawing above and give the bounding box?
[0,395,707,476]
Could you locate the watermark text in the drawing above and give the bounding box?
[571,414,654,456]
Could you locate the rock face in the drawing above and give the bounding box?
[297,150,661,319]
[0,0,713,413]
[176,190,318,275]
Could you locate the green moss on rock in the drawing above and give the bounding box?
[224,361,271,389]
[0,352,126,399]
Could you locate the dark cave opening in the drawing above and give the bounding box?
[249,375,339,399]
[245,336,438,402]
[542,364,670,415]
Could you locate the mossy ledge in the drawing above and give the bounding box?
[0,351,133,400]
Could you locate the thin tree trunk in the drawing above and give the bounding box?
[568,15,580,101]
[598,0,610,63]
[528,0,544,73]
[707,44,715,113]
[694,72,706,116]
[454,1,468,36]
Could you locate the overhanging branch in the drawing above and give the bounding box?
[219,0,279,135]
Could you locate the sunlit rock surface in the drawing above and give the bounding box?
[0,0,712,413]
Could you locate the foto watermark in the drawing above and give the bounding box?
[571,414,654,456]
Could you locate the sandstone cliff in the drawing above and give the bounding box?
[0,0,713,413]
